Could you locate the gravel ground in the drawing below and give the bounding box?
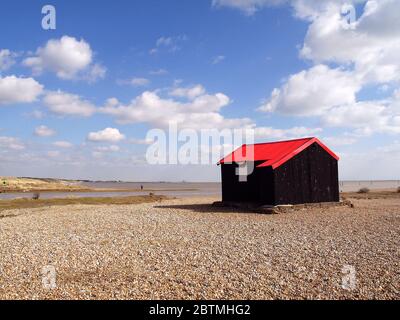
[0,196,399,300]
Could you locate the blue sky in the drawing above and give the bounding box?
[0,0,399,181]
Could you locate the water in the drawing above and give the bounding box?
[0,182,222,200]
[0,180,399,200]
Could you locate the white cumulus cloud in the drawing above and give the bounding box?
[254,126,323,140]
[259,65,360,115]
[87,128,126,143]
[23,35,106,81]
[299,0,400,85]
[100,88,251,130]
[43,90,96,117]
[322,97,400,136]
[257,1,400,138]
[34,125,56,137]
[0,75,43,105]
[94,145,120,152]
[53,141,73,148]
[0,136,25,150]
[169,84,206,100]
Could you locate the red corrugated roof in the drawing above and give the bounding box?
[218,137,339,170]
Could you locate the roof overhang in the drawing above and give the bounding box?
[218,137,339,170]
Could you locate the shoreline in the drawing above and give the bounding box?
[1,189,398,213]
[0,187,198,194]
[0,194,168,216]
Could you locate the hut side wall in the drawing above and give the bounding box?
[273,143,339,205]
[221,162,267,202]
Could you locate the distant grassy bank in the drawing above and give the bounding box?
[0,177,90,193]
[0,177,197,193]
[0,195,167,217]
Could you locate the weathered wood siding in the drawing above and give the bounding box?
[274,142,339,205]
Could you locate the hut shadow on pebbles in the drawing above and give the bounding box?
[153,203,254,214]
[154,200,353,215]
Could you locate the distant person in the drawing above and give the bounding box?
[141,185,144,191]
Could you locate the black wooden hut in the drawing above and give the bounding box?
[218,137,339,205]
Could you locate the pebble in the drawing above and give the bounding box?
[0,197,399,299]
